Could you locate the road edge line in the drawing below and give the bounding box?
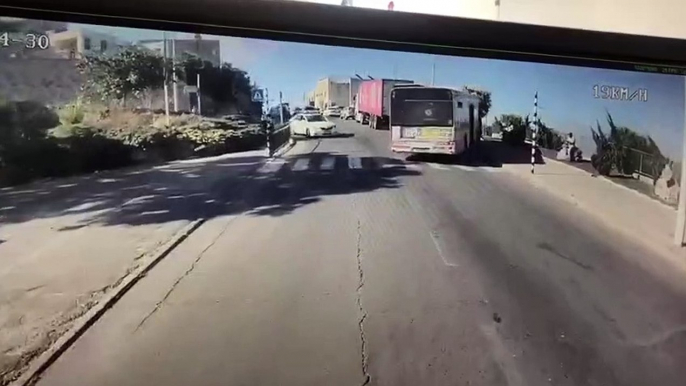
[10,218,206,386]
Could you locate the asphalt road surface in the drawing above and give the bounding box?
[36,119,686,386]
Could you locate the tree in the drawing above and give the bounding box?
[78,48,171,105]
[590,112,668,180]
[178,55,256,112]
[536,121,564,150]
[463,87,491,119]
[496,114,529,145]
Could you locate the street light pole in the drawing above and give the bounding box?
[162,32,170,125]
[172,38,179,112]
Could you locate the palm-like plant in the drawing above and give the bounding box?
[590,112,667,179]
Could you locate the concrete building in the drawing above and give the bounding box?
[312,77,351,110]
[48,28,129,59]
[137,36,221,67]
[136,36,221,112]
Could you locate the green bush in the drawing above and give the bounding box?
[50,124,96,138]
[64,134,135,172]
[1,140,74,182]
[1,103,268,186]
[1,100,59,151]
[591,112,668,178]
[59,102,86,126]
[497,114,528,146]
[10,101,60,141]
[502,127,526,146]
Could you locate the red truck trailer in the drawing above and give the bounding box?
[357,79,414,130]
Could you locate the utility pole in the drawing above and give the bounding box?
[172,38,179,112]
[196,73,202,115]
[279,91,284,124]
[162,32,170,125]
[431,59,436,86]
[674,77,686,246]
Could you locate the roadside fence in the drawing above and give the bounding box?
[265,121,292,157]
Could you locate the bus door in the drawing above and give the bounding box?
[468,104,475,147]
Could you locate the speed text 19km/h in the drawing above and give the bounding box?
[593,85,648,102]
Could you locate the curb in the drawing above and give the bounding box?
[10,218,206,386]
[542,157,676,211]
[271,138,297,159]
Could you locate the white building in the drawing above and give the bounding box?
[48,28,129,58]
[137,36,221,67]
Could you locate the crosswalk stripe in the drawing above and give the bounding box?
[348,157,363,169]
[292,158,310,171]
[258,159,286,174]
[427,163,449,170]
[451,164,477,172]
[381,161,402,169]
[320,157,336,171]
[404,163,423,172]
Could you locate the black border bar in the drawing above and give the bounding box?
[1,0,686,73]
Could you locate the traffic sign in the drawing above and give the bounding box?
[252,89,265,102]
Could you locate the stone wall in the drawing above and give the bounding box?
[0,58,83,106]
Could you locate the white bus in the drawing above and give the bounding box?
[390,86,480,156]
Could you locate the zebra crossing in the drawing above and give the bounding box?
[257,155,502,174]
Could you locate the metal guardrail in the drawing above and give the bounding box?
[265,122,292,158]
[624,146,662,180]
[623,147,667,180]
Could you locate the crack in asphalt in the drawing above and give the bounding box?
[355,218,371,386]
[134,218,235,333]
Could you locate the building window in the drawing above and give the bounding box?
[457,102,463,108]
[84,37,91,50]
[100,40,108,52]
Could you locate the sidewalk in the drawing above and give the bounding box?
[502,158,686,274]
[0,150,270,384]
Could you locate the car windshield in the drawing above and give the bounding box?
[306,114,327,122]
[6,13,684,386]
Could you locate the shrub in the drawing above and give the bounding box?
[1,100,60,170]
[590,112,667,178]
[1,139,74,182]
[64,134,135,172]
[497,114,528,146]
[11,101,60,141]
[59,101,86,126]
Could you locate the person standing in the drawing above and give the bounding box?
[566,132,577,161]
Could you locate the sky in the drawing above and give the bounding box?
[72,21,685,158]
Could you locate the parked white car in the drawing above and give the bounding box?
[290,114,336,137]
[303,106,319,115]
[340,107,355,120]
[323,107,341,117]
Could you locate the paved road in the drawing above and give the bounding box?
[35,119,686,386]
